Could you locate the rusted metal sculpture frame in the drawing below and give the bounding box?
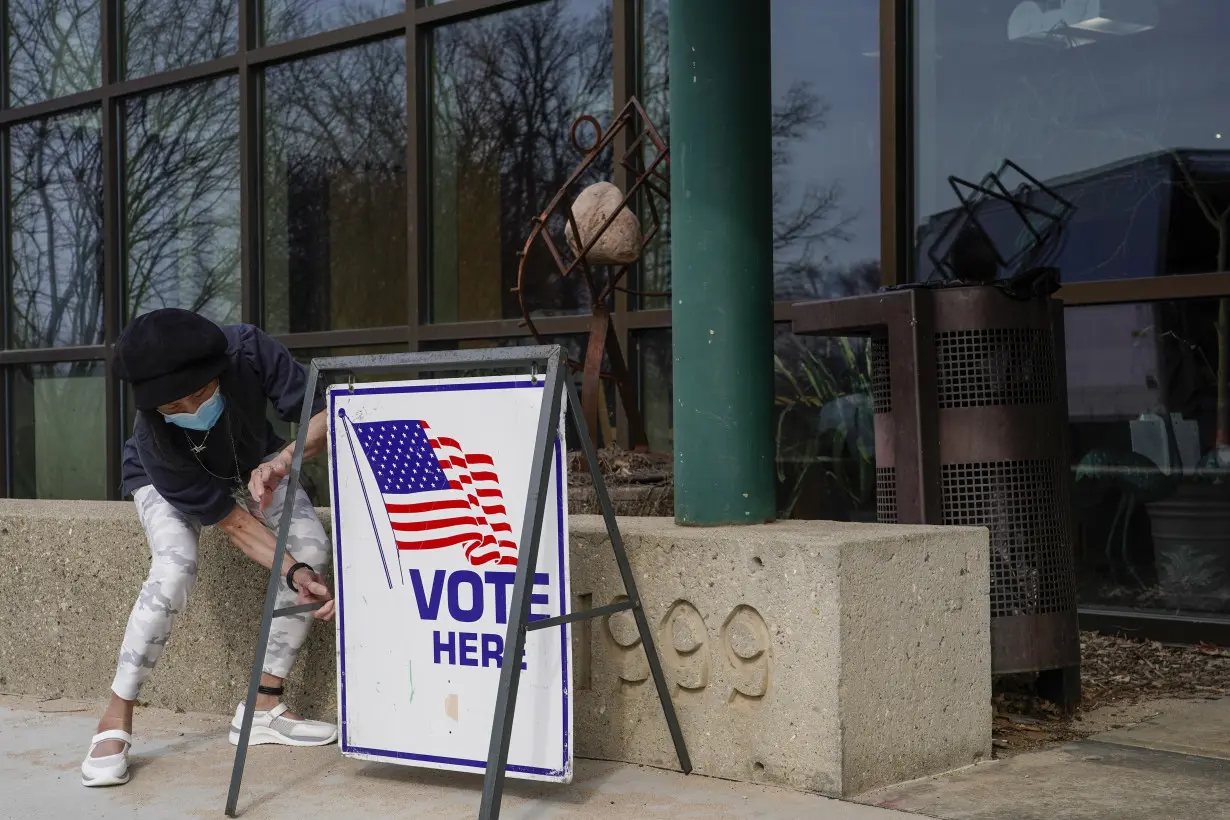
[515,96,670,450]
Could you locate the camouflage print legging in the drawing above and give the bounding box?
[110,477,332,701]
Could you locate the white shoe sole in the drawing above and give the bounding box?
[81,768,130,787]
[228,725,338,747]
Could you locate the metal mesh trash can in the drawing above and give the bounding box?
[793,285,1081,706]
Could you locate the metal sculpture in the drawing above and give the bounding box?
[514,97,670,450]
[927,158,1074,299]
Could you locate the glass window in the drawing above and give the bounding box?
[427,0,614,323]
[8,0,101,106]
[275,344,405,506]
[262,39,409,335]
[1068,298,1230,615]
[9,110,105,349]
[632,326,876,520]
[420,336,587,377]
[773,326,876,521]
[637,1,670,309]
[123,0,238,79]
[633,329,672,453]
[124,78,242,324]
[420,336,614,448]
[10,362,108,500]
[636,0,882,305]
[263,0,402,45]
[915,1,1230,283]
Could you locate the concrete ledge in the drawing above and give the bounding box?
[571,519,992,796]
[0,501,337,719]
[0,501,989,797]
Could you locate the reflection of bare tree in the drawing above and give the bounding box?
[9,0,386,346]
[638,1,867,302]
[638,2,671,301]
[431,1,613,319]
[9,0,249,348]
[123,0,235,77]
[10,114,105,350]
[771,85,863,298]
[124,80,241,324]
[263,0,399,44]
[262,36,408,333]
[8,0,102,105]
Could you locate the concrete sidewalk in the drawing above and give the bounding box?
[861,697,1230,820]
[0,695,912,820]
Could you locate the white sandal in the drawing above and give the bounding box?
[81,729,132,787]
[229,702,337,747]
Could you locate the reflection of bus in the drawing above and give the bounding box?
[914,149,1230,283]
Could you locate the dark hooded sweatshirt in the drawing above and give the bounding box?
[120,324,326,525]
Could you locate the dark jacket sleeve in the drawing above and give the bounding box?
[239,325,327,422]
[135,424,237,526]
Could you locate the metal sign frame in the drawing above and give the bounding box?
[224,345,691,818]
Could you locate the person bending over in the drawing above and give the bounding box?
[82,308,337,787]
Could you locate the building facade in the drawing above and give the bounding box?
[4,0,1229,634]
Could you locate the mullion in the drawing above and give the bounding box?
[1058,273,1230,306]
[406,6,425,351]
[413,0,543,28]
[239,0,258,325]
[102,0,122,499]
[611,0,634,447]
[248,13,406,68]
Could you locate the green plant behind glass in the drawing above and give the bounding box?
[774,334,874,518]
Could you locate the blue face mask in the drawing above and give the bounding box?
[163,387,225,431]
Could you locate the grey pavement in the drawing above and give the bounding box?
[11,693,1230,820]
[0,695,911,820]
[861,697,1230,820]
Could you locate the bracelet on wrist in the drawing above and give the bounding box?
[286,561,312,592]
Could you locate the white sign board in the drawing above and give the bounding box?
[327,375,573,782]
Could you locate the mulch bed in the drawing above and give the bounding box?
[567,446,673,488]
[993,632,1230,756]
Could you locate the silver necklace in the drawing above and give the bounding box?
[185,413,243,485]
[186,425,212,454]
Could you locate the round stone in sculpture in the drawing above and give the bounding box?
[565,181,642,266]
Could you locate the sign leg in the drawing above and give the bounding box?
[562,373,692,774]
[477,356,566,820]
[224,365,320,817]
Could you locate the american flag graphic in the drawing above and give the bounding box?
[349,419,518,567]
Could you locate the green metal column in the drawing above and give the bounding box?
[669,0,775,525]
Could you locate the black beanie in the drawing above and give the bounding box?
[113,308,230,411]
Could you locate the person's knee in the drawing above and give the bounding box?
[144,556,197,614]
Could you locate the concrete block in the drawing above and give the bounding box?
[0,501,989,797]
[569,519,991,796]
[0,501,336,719]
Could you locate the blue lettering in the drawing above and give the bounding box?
[482,633,503,667]
[459,632,479,667]
[484,571,516,624]
[433,630,455,665]
[448,570,484,623]
[410,569,445,620]
[483,572,553,624]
